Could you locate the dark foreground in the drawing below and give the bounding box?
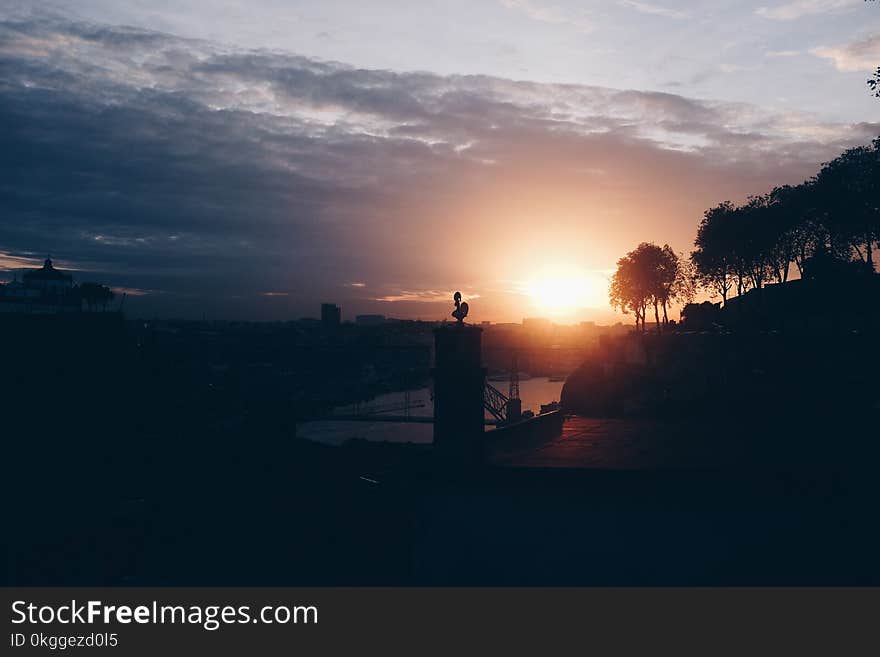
[8,415,880,586]
[5,314,879,585]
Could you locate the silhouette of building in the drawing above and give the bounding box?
[25,256,73,291]
[0,257,80,314]
[321,303,341,327]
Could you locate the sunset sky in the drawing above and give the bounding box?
[1,0,878,322]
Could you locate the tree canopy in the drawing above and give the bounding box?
[79,282,115,312]
[688,138,879,306]
[609,242,691,333]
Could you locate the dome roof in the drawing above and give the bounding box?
[23,256,72,281]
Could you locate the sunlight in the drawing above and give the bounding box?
[521,267,608,319]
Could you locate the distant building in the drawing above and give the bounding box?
[0,257,80,314]
[355,314,385,326]
[25,256,74,292]
[321,303,341,327]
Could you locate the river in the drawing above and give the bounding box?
[298,376,565,446]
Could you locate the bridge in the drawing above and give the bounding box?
[483,382,512,423]
[301,322,570,463]
[316,350,528,427]
[323,382,512,426]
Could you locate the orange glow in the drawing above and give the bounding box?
[521,266,609,320]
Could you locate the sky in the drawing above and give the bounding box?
[1,0,878,323]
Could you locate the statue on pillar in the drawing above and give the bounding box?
[452,291,469,324]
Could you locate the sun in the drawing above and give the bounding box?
[522,267,608,319]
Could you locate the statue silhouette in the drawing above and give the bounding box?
[452,291,469,323]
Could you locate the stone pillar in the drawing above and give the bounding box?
[432,324,486,470]
[505,398,522,423]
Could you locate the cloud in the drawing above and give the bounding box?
[765,50,801,57]
[619,1,689,20]
[112,286,155,296]
[756,0,852,21]
[498,0,593,32]
[0,251,44,271]
[0,13,875,320]
[373,290,481,303]
[811,34,880,72]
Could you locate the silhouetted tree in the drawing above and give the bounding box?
[737,196,775,291]
[610,250,650,332]
[781,181,826,276]
[644,244,667,332]
[654,245,692,329]
[610,242,683,333]
[813,142,879,270]
[671,252,697,312]
[79,282,115,312]
[762,186,805,283]
[692,202,738,304]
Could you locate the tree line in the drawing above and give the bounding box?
[79,282,116,312]
[610,137,879,331]
[692,138,878,302]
